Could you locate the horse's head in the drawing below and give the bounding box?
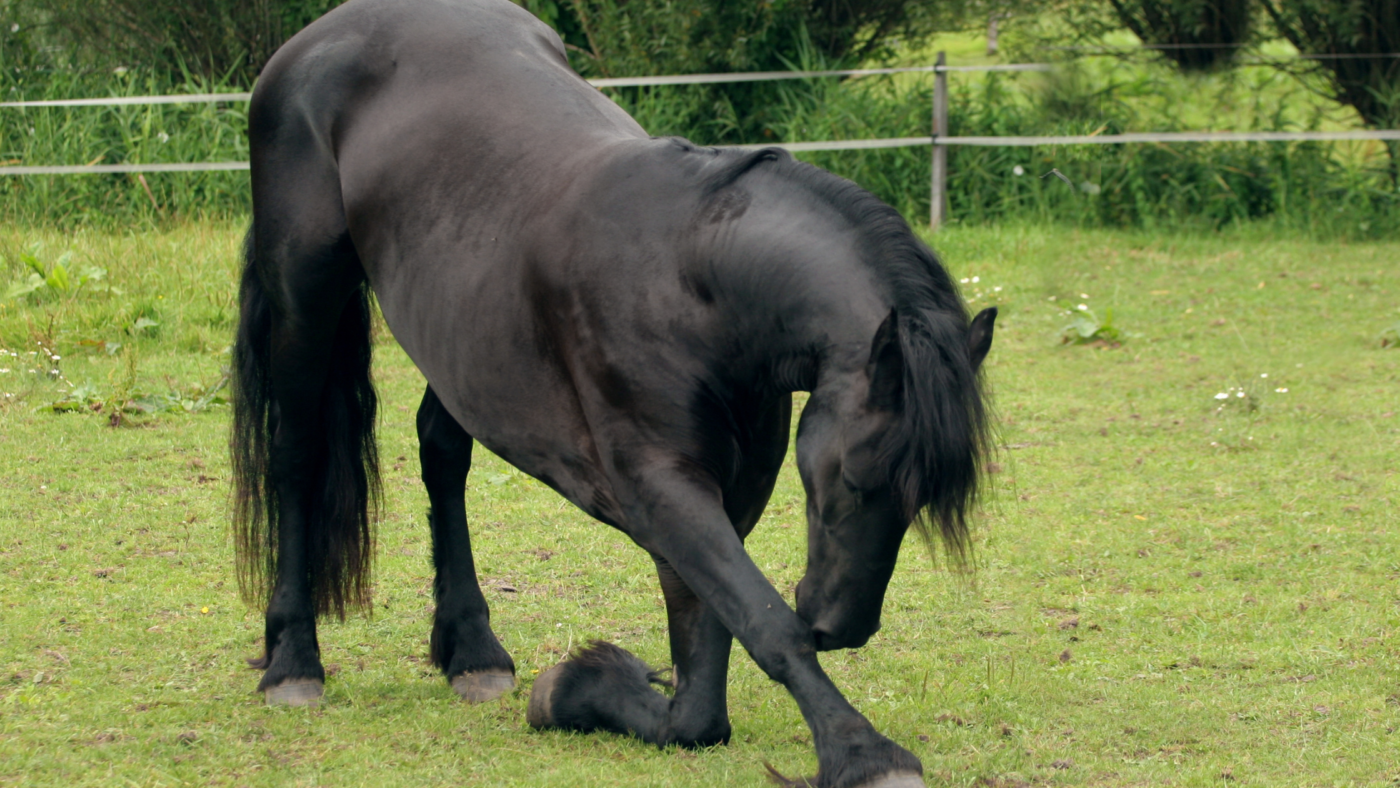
[794,306,996,650]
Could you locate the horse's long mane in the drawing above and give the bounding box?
[713,148,991,562]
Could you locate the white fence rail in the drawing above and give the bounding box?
[3,55,1395,229]
[0,92,253,108]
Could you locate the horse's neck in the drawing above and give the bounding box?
[707,249,886,396]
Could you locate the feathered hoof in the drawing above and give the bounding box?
[766,765,925,788]
[526,662,567,728]
[452,669,516,703]
[856,773,925,788]
[264,678,323,706]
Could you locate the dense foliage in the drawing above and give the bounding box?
[7,0,338,83]
[1107,0,1252,71]
[1261,0,1400,130]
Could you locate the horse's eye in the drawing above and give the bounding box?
[840,472,865,503]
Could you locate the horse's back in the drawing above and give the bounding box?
[250,0,644,227]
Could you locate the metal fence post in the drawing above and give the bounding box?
[930,51,948,231]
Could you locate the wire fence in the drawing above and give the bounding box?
[2,55,1397,227]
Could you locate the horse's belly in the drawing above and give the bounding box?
[375,261,624,528]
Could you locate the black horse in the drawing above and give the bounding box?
[231,0,995,785]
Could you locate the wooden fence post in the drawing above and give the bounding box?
[930,51,948,231]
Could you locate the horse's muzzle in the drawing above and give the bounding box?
[810,620,879,652]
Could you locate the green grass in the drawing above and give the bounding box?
[1,221,1398,786]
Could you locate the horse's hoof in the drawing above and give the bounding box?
[856,773,925,788]
[264,678,323,706]
[452,669,515,703]
[526,662,566,728]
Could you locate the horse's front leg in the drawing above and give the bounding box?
[417,386,516,702]
[534,469,922,788]
[526,556,733,748]
[653,556,734,746]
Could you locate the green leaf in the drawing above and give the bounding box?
[132,394,166,413]
[20,252,45,277]
[46,263,70,293]
[5,273,46,301]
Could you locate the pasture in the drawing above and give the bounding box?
[1,221,1397,786]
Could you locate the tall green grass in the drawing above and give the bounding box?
[757,68,1398,237]
[0,64,249,225]
[2,33,1396,236]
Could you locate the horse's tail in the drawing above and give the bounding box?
[887,305,990,566]
[231,226,381,619]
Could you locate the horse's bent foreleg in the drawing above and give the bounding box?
[526,559,732,748]
[629,472,921,788]
[529,399,786,747]
[652,557,733,747]
[418,386,516,702]
[527,641,671,738]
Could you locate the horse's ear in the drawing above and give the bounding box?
[968,307,997,372]
[867,309,903,411]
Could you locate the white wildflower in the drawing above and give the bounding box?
[1215,393,1229,400]
[1275,387,1288,393]
[1013,165,1025,176]
[1077,304,1088,311]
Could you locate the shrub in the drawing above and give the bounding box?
[10,0,340,83]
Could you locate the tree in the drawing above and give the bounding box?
[1107,0,1253,71]
[1261,0,1400,128]
[1261,0,1400,181]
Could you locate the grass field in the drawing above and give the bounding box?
[1,220,1398,787]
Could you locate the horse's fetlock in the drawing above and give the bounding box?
[813,732,922,788]
[431,614,513,678]
[256,613,324,692]
[662,717,731,749]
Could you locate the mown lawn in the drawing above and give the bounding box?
[1,221,1397,787]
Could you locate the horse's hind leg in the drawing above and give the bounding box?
[417,386,516,702]
[234,151,379,705]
